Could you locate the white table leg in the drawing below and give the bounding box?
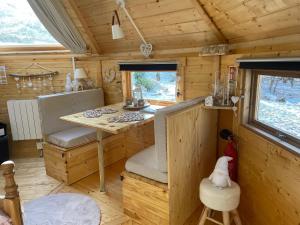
[97,130,105,192]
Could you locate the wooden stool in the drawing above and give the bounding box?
[198,178,242,225]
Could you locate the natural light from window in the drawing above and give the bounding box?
[0,0,59,45]
[131,72,177,102]
[256,74,300,139]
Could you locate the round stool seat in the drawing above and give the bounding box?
[200,178,240,212]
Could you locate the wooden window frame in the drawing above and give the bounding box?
[247,69,300,149]
[0,44,67,54]
[122,70,184,106]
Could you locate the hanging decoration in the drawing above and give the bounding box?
[199,44,229,56]
[103,68,118,84]
[112,10,124,40]
[9,63,58,77]
[0,66,8,85]
[9,63,58,93]
[114,0,153,58]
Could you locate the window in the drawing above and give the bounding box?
[120,62,182,105]
[0,0,59,46]
[249,70,300,148]
[130,71,177,102]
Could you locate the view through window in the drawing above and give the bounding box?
[254,73,300,142]
[131,71,177,102]
[0,0,58,45]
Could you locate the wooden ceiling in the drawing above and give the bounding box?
[64,0,300,54]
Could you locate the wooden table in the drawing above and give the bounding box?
[60,102,154,192]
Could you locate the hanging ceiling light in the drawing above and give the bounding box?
[113,0,153,58]
[112,10,124,40]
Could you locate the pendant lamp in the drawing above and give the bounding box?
[112,10,124,40]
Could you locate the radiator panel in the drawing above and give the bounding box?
[7,100,43,141]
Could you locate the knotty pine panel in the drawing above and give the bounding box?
[0,57,101,158]
[221,53,300,225]
[0,54,216,158]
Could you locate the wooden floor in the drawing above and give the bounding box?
[0,157,131,225]
[0,157,216,225]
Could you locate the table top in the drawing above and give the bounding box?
[60,102,155,134]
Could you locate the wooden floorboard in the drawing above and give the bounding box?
[0,157,219,225]
[0,157,131,225]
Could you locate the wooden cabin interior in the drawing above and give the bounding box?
[0,0,299,225]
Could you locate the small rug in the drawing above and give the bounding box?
[23,193,101,225]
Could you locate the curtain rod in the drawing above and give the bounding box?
[237,57,300,63]
[118,61,178,65]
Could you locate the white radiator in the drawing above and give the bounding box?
[7,100,43,141]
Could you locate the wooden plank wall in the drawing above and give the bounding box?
[101,60,123,105]
[100,56,215,104]
[184,56,215,99]
[221,52,300,225]
[0,55,216,158]
[0,56,101,158]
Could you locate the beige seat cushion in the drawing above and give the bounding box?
[47,126,97,149]
[125,145,168,183]
[200,178,241,211]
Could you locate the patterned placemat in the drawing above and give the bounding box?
[83,108,118,118]
[108,112,144,123]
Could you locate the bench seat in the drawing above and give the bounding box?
[124,97,205,184]
[47,126,111,149]
[47,126,97,149]
[125,145,168,183]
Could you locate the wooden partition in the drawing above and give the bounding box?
[122,104,217,225]
[167,104,218,225]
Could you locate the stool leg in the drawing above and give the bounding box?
[207,208,213,217]
[222,211,230,225]
[198,207,208,225]
[231,209,242,225]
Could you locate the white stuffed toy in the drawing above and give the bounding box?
[209,156,233,188]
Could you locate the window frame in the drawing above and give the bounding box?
[0,44,66,54]
[0,0,65,53]
[248,69,300,149]
[122,70,183,106]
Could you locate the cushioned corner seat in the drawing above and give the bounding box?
[125,145,168,183]
[38,89,105,149]
[38,89,116,185]
[47,126,97,149]
[125,97,205,183]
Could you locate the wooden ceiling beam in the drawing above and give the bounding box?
[64,0,102,54]
[190,0,228,43]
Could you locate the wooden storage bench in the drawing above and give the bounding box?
[44,132,126,185]
[122,171,169,225]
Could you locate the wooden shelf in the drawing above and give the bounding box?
[202,105,233,110]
